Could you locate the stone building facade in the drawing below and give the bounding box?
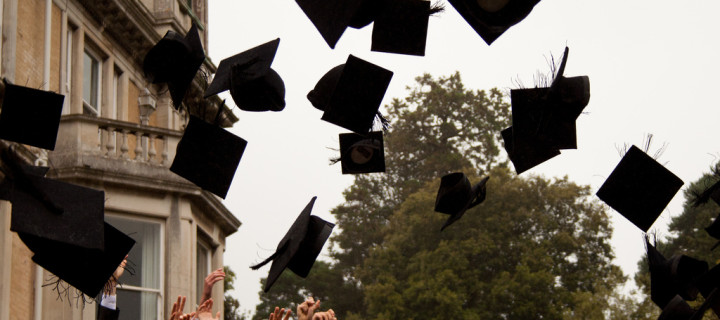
[0,0,241,319]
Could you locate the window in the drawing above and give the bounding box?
[106,216,163,320]
[196,240,211,304]
[83,49,101,116]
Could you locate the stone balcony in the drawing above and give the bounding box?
[49,114,191,192]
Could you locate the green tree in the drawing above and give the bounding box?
[359,166,626,319]
[225,266,249,320]
[253,72,628,319]
[633,169,720,320]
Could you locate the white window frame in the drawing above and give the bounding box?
[196,239,212,304]
[105,214,165,320]
[82,47,102,116]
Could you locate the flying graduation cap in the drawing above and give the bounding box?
[251,197,335,292]
[0,79,64,150]
[143,23,205,109]
[204,39,285,112]
[435,173,489,231]
[447,0,541,45]
[596,145,683,232]
[295,0,365,48]
[19,222,135,298]
[338,131,385,174]
[645,238,708,309]
[369,0,439,56]
[503,47,590,174]
[170,115,247,199]
[0,148,134,298]
[307,55,393,133]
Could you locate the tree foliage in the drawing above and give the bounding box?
[252,72,627,319]
[633,169,720,320]
[225,266,249,320]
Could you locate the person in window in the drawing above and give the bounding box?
[98,255,128,320]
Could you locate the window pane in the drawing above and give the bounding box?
[105,216,161,289]
[196,242,210,304]
[115,290,159,320]
[83,51,99,110]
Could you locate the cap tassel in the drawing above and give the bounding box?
[429,2,445,15]
[250,242,289,270]
[375,112,390,132]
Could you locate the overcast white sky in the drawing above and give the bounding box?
[207,0,720,315]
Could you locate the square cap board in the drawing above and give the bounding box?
[596,145,683,232]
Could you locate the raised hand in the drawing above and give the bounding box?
[312,309,337,320]
[201,268,225,303]
[269,306,292,320]
[297,297,322,320]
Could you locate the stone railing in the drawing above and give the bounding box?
[57,114,183,167]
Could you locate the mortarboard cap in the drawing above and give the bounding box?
[597,145,683,232]
[170,115,247,199]
[447,0,540,45]
[435,173,489,231]
[0,80,64,150]
[657,295,696,320]
[205,39,285,112]
[251,197,335,292]
[19,222,135,298]
[501,126,560,175]
[348,0,382,29]
[9,165,105,250]
[370,0,432,56]
[646,238,708,309]
[309,55,393,133]
[339,131,385,174]
[296,0,365,48]
[143,23,205,109]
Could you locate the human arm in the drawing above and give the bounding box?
[200,268,225,304]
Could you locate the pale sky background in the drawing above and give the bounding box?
[206,0,720,316]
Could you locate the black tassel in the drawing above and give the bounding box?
[375,112,390,132]
[250,250,281,270]
[429,2,445,15]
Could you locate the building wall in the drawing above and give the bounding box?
[0,0,239,319]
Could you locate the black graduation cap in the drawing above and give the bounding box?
[170,115,247,199]
[204,39,285,112]
[0,80,64,150]
[503,48,590,174]
[447,0,541,45]
[251,197,335,292]
[646,238,708,309]
[18,222,135,298]
[143,23,205,109]
[9,166,106,250]
[308,55,393,133]
[370,0,432,56]
[0,148,105,250]
[658,291,720,320]
[435,173,489,231]
[501,126,560,175]
[295,0,365,48]
[596,145,683,232]
[339,131,385,174]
